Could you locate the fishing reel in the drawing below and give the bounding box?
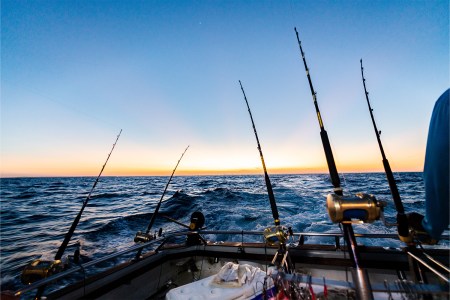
[21,259,64,285]
[326,192,386,224]
[263,226,289,246]
[188,211,205,231]
[134,231,156,243]
[186,211,206,246]
[134,227,164,243]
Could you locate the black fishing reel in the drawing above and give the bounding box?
[21,259,64,285]
[263,225,289,246]
[326,192,386,224]
[186,211,205,246]
[188,211,205,231]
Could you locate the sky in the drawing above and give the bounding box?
[1,0,448,177]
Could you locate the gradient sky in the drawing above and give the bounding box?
[1,0,448,177]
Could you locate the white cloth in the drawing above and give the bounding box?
[210,262,259,287]
[166,262,273,300]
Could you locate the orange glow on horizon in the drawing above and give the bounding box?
[1,146,425,178]
[1,164,424,178]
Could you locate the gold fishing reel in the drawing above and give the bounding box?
[326,192,386,224]
[134,231,155,243]
[263,226,288,246]
[21,259,64,285]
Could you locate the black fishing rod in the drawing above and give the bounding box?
[239,80,280,226]
[360,59,410,242]
[159,214,191,229]
[294,28,373,299]
[134,146,189,257]
[146,146,189,233]
[55,129,122,260]
[29,129,122,299]
[294,29,342,196]
[239,81,294,274]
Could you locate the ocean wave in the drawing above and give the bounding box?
[15,191,37,199]
[1,173,437,293]
[89,192,132,200]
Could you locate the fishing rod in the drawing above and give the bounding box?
[25,129,122,299]
[359,61,434,285]
[360,59,410,242]
[294,28,375,300]
[54,129,122,261]
[239,80,280,227]
[293,29,342,196]
[239,81,294,273]
[159,214,191,229]
[134,146,189,257]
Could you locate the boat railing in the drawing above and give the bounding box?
[14,229,449,298]
[15,229,188,297]
[407,251,450,284]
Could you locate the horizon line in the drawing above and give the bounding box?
[1,168,423,179]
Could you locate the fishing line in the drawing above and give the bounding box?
[79,263,87,297]
[340,171,348,192]
[199,243,206,279]
[4,80,120,129]
[156,258,164,291]
[288,0,297,30]
[338,223,350,286]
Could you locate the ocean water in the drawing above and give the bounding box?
[0,173,431,292]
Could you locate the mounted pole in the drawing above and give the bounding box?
[34,129,122,300]
[239,81,294,273]
[134,146,189,258]
[294,29,342,196]
[294,27,373,299]
[55,129,122,260]
[145,146,189,234]
[239,80,280,226]
[360,59,410,242]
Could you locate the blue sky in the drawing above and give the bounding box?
[1,0,448,177]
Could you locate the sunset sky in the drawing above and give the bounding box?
[1,0,448,177]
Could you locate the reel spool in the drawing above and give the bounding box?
[327,192,386,224]
[134,231,155,243]
[21,259,64,285]
[263,226,288,246]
